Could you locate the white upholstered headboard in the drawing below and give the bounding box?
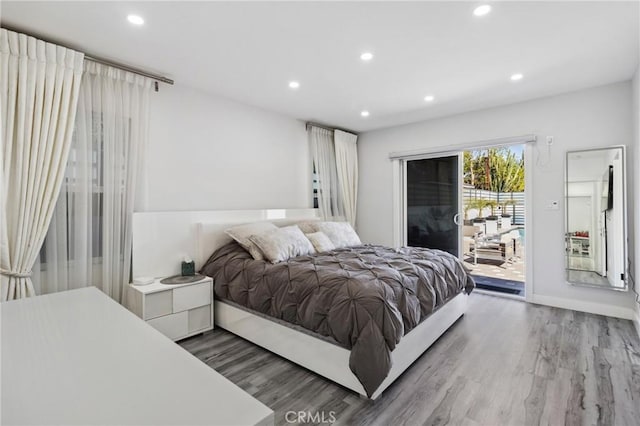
[132,209,319,278]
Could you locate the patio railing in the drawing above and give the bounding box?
[463,186,525,225]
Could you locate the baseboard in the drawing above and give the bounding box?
[531,294,635,320]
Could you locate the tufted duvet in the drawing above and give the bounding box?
[201,242,474,397]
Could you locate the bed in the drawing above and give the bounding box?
[131,209,474,400]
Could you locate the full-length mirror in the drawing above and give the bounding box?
[565,147,627,290]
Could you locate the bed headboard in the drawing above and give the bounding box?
[132,208,319,278]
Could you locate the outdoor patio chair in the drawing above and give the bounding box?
[472,232,516,265]
[463,225,482,263]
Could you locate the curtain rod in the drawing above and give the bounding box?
[83,55,174,85]
[306,122,358,135]
[1,24,174,86]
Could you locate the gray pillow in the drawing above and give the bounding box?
[225,222,278,260]
[249,225,315,264]
[306,231,336,253]
[296,221,320,234]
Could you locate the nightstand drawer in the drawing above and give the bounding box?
[188,305,211,333]
[129,277,213,342]
[145,290,173,320]
[173,282,211,312]
[148,311,188,340]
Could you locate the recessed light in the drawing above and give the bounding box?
[473,5,492,17]
[288,81,300,89]
[510,73,524,81]
[424,95,435,102]
[360,52,374,61]
[127,14,145,25]
[361,111,370,117]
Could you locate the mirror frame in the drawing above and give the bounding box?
[564,146,628,291]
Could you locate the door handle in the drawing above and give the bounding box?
[453,213,460,226]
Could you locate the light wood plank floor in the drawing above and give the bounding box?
[180,293,640,425]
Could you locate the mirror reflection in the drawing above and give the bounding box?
[565,147,627,290]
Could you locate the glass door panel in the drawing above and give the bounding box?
[406,155,460,256]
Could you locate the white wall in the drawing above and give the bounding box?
[357,81,636,318]
[566,196,591,233]
[142,84,311,211]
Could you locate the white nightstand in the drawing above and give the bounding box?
[128,276,214,341]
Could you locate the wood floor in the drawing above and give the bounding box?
[179,293,640,426]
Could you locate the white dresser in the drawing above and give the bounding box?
[128,276,213,341]
[1,287,273,426]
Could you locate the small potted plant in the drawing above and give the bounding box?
[484,200,499,234]
[485,200,499,221]
[467,199,493,236]
[500,199,516,228]
[468,199,490,224]
[463,202,474,225]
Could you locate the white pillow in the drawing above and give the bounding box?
[296,221,320,234]
[306,232,335,253]
[225,222,278,260]
[316,222,361,249]
[272,217,321,229]
[249,225,315,264]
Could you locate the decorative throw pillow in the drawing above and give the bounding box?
[316,222,362,249]
[296,221,320,234]
[249,225,315,264]
[225,222,278,260]
[306,232,336,253]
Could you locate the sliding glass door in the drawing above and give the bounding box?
[405,155,462,256]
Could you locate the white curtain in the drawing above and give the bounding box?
[0,29,84,301]
[309,126,344,220]
[32,61,152,302]
[334,130,358,227]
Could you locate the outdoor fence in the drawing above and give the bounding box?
[463,186,525,225]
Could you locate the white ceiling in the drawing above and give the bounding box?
[2,1,639,132]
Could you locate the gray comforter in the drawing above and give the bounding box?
[201,243,474,397]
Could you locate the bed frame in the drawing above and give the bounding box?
[132,208,468,400]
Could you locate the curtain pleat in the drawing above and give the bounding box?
[0,29,84,301]
[309,126,344,220]
[334,130,359,227]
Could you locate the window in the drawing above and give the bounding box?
[40,113,106,263]
[312,163,319,209]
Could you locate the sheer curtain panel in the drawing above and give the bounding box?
[309,126,344,220]
[0,29,84,301]
[33,62,152,302]
[334,130,359,227]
